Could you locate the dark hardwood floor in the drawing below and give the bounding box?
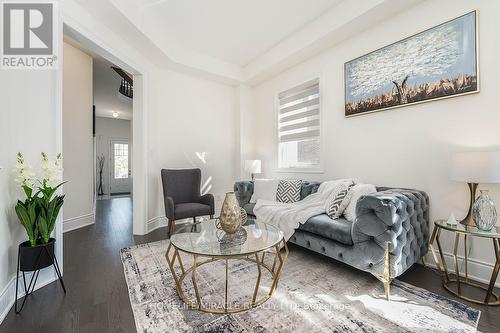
[0,197,165,333]
[0,196,498,332]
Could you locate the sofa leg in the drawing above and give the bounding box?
[373,241,392,301]
[210,215,214,219]
[383,280,391,300]
[383,242,392,300]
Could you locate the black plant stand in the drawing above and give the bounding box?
[15,238,66,314]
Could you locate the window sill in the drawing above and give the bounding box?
[275,168,324,174]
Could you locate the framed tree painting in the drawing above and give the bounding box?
[344,11,478,117]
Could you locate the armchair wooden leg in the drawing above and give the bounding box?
[420,256,427,267]
[168,219,175,235]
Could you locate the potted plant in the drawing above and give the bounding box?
[15,152,64,270]
[14,152,66,313]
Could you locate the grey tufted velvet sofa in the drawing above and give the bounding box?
[234,180,429,298]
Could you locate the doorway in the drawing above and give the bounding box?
[110,139,132,194]
[60,21,148,245]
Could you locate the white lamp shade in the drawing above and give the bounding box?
[244,160,261,174]
[450,151,500,183]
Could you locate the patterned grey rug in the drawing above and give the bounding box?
[120,240,480,333]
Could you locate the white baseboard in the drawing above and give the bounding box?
[147,216,168,233]
[424,251,500,288]
[0,268,58,324]
[63,213,94,232]
[146,214,219,234]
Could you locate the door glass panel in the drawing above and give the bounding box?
[114,143,128,179]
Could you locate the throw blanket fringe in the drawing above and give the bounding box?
[254,179,353,241]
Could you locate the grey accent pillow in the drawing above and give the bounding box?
[276,180,302,203]
[326,181,355,219]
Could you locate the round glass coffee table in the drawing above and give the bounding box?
[430,219,500,305]
[165,220,288,314]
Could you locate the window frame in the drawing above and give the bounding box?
[274,77,324,174]
[113,142,129,179]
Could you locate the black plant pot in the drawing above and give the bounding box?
[15,238,66,314]
[19,238,55,272]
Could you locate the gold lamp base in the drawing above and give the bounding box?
[460,182,478,227]
[460,215,476,227]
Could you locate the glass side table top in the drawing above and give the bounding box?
[170,220,284,257]
[434,219,500,238]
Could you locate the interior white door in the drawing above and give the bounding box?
[110,139,132,194]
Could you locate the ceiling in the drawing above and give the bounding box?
[139,0,341,66]
[66,0,423,85]
[93,56,133,120]
[63,34,132,120]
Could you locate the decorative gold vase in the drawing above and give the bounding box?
[216,192,247,234]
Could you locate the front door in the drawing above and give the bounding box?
[110,140,132,194]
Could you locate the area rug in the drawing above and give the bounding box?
[120,240,480,333]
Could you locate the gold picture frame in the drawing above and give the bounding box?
[344,10,479,118]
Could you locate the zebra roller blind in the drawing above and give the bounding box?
[278,78,320,169]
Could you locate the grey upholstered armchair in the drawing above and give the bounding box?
[161,168,215,234]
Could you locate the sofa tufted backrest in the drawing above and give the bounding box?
[234,180,380,206]
[300,181,321,199]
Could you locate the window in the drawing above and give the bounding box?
[277,78,320,170]
[114,143,129,179]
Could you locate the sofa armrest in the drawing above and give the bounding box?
[199,193,215,215]
[164,196,175,220]
[234,181,254,207]
[351,188,429,277]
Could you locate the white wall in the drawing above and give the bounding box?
[236,84,256,179]
[0,69,59,321]
[63,42,95,232]
[251,0,500,285]
[146,68,238,230]
[95,117,132,194]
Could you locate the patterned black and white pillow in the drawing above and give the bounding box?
[326,181,355,219]
[276,180,302,203]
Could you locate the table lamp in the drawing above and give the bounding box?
[450,151,500,226]
[244,160,261,181]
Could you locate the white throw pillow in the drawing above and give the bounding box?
[326,181,355,219]
[250,179,280,203]
[343,184,377,222]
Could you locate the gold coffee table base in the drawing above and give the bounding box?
[165,239,288,314]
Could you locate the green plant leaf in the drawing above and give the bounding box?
[38,215,49,244]
[15,199,38,246]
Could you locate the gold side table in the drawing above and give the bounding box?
[166,220,288,314]
[430,219,500,306]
